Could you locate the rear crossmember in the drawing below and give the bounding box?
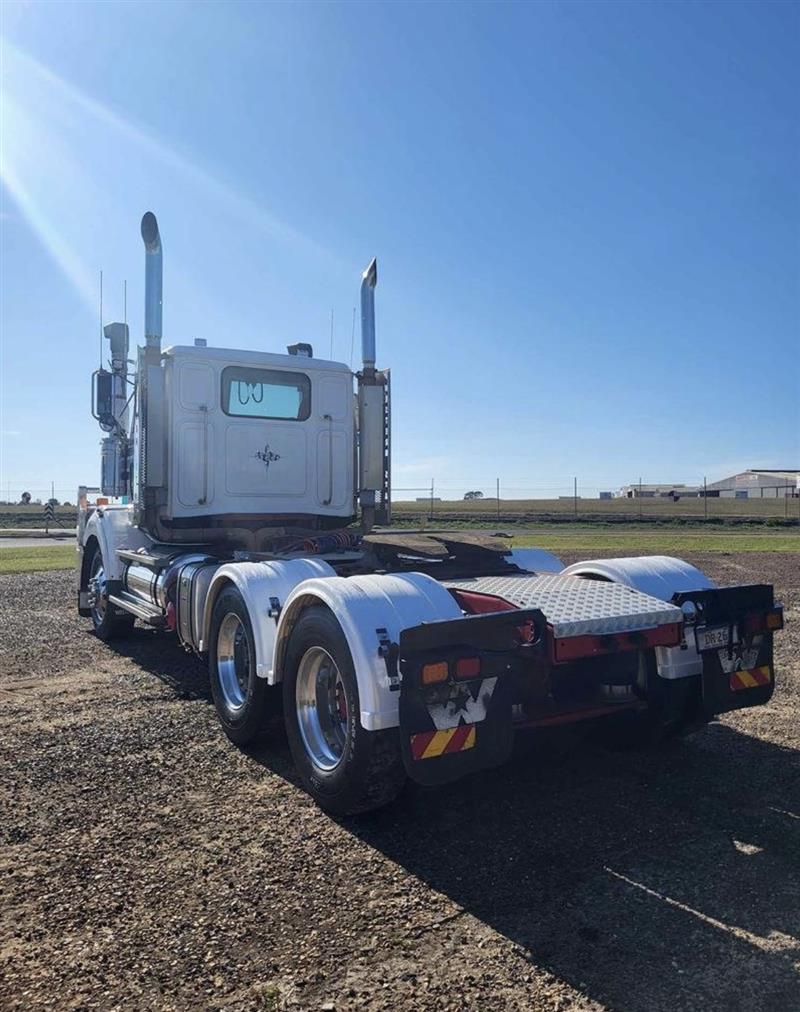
[397,583,781,786]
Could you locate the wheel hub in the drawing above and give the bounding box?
[295,646,348,772]
[217,613,251,712]
[89,554,107,624]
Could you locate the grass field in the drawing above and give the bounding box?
[393,495,800,523]
[513,529,800,553]
[0,546,75,576]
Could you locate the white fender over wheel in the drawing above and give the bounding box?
[561,555,716,599]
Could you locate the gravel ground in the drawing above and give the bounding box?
[1,552,798,1011]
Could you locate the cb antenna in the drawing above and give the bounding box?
[99,269,104,368]
[123,279,127,330]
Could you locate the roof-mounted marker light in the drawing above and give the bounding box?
[287,343,313,357]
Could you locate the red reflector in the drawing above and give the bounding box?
[455,657,481,680]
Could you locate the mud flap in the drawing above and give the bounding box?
[398,608,545,787]
[672,585,777,717]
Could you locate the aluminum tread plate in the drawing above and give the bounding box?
[445,573,682,638]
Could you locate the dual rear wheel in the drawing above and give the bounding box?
[209,590,405,815]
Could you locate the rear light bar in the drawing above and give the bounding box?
[552,621,682,663]
[421,656,482,686]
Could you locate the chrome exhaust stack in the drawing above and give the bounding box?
[137,211,166,530]
[360,258,377,375]
[141,212,163,354]
[357,258,389,531]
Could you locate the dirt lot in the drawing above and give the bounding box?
[1,552,798,1011]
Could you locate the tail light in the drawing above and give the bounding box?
[744,607,784,635]
[421,656,482,685]
[455,657,481,680]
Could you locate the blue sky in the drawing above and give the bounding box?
[1,0,798,502]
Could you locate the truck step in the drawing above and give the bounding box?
[108,592,166,626]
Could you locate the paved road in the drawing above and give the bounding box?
[0,537,74,549]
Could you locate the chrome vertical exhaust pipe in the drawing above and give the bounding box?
[140,212,162,351]
[360,258,377,373]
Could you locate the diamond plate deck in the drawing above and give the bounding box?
[444,573,682,638]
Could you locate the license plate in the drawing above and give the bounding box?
[696,624,731,651]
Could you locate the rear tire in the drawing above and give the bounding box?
[282,605,405,815]
[87,547,135,641]
[209,585,279,746]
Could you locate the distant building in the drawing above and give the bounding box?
[598,491,613,500]
[615,483,701,499]
[706,469,800,499]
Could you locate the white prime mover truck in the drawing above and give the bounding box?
[77,212,783,814]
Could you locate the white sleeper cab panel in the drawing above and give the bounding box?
[317,374,350,420]
[164,347,355,520]
[177,420,214,507]
[178,362,215,411]
[225,421,307,497]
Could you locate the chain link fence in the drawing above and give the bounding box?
[392,479,800,524]
[1,478,798,528]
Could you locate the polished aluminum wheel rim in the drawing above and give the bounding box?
[89,553,107,625]
[217,612,251,712]
[295,646,348,771]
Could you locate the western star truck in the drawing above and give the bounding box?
[76,212,784,814]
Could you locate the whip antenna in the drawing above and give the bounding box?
[99,270,103,367]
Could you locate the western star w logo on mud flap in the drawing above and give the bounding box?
[424,677,498,730]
